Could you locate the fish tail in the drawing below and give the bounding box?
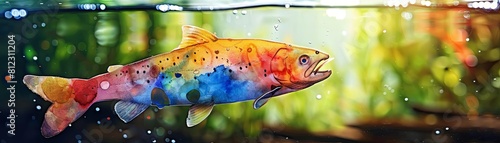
[23,75,97,138]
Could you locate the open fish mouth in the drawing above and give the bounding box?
[304,57,332,82]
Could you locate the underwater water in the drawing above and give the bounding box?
[1,0,500,142]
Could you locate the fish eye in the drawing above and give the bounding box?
[299,55,309,65]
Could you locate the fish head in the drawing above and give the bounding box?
[270,44,332,89]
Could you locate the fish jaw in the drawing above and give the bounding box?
[303,54,332,83]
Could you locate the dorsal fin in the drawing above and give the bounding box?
[178,25,218,49]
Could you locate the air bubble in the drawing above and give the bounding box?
[97,121,101,124]
[404,97,408,101]
[33,56,38,61]
[439,89,444,94]
[445,127,449,130]
[241,10,247,15]
[36,105,41,110]
[45,57,50,61]
[435,130,441,135]
[165,138,170,142]
[316,94,322,100]
[69,124,72,127]
[123,133,128,139]
[33,99,36,102]
[466,38,470,41]
[41,23,46,27]
[285,4,290,8]
[172,139,176,143]
[95,107,100,112]
[232,10,238,15]
[147,130,152,134]
[33,24,37,28]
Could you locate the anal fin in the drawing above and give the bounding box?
[114,101,149,123]
[186,103,214,127]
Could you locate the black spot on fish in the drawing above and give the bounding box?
[125,70,128,73]
[216,56,218,59]
[186,55,189,58]
[120,73,122,75]
[159,60,162,63]
[167,58,169,61]
[194,77,197,80]
[248,62,251,66]
[207,73,211,76]
[264,69,267,72]
[146,80,150,83]
[186,89,201,103]
[202,58,205,61]
[175,73,182,78]
[142,65,144,67]
[136,71,139,74]
[226,59,229,63]
[147,65,150,68]
[194,52,196,54]
[143,71,146,74]
[161,67,164,70]
[177,57,179,59]
[215,50,219,54]
[264,74,267,77]
[245,66,248,68]
[151,87,170,107]
[315,51,320,54]
[240,67,242,70]
[115,74,118,77]
[229,69,232,73]
[194,59,197,62]
[213,68,217,72]
[173,62,176,66]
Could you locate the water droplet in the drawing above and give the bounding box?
[100,81,110,90]
[241,10,247,15]
[36,105,41,110]
[95,107,100,112]
[285,4,290,8]
[435,130,441,135]
[232,10,238,15]
[147,130,152,134]
[445,127,449,130]
[123,133,128,139]
[97,121,101,124]
[33,56,38,61]
[316,94,322,100]
[404,97,409,101]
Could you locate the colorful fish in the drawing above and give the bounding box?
[23,25,331,138]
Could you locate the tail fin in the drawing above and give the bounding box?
[23,75,97,138]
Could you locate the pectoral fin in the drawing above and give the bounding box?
[186,103,214,127]
[253,86,282,109]
[114,101,149,123]
[107,65,124,72]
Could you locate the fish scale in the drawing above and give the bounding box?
[23,25,331,138]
